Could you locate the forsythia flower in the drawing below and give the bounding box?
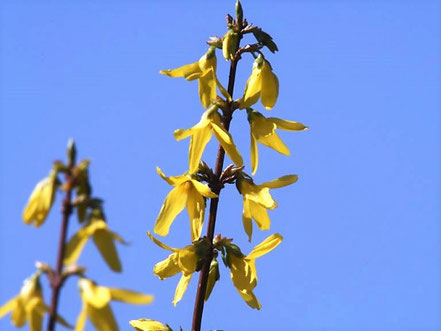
[147,232,209,306]
[174,105,243,174]
[22,170,59,227]
[154,167,218,241]
[160,47,217,108]
[64,209,126,272]
[247,109,308,175]
[223,234,282,309]
[0,273,72,331]
[75,278,153,331]
[237,174,298,241]
[239,54,279,110]
[130,319,173,331]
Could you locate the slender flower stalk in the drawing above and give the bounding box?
[47,141,76,331]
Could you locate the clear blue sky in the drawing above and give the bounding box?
[1,1,440,330]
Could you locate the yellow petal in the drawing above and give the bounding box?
[0,296,17,319]
[198,68,217,108]
[190,179,218,198]
[26,297,45,331]
[270,118,308,131]
[237,289,261,310]
[260,174,298,189]
[11,298,26,327]
[153,253,181,280]
[249,200,271,231]
[188,126,212,174]
[260,62,279,110]
[247,233,283,260]
[258,131,290,155]
[154,184,188,237]
[79,279,111,309]
[215,74,231,101]
[74,303,87,331]
[242,200,253,242]
[86,303,118,331]
[130,319,172,331]
[250,131,258,175]
[241,180,276,209]
[156,167,187,186]
[210,116,243,167]
[147,231,177,252]
[109,288,154,305]
[160,61,201,80]
[64,226,92,266]
[176,246,198,275]
[229,255,255,291]
[186,187,205,241]
[93,229,122,272]
[242,67,261,109]
[172,273,192,306]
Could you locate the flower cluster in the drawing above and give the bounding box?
[132,1,307,330]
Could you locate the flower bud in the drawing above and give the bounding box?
[222,29,239,61]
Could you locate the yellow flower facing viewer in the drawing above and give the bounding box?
[154,167,218,241]
[22,170,59,227]
[147,232,209,306]
[223,233,282,309]
[174,105,243,174]
[130,319,173,331]
[239,54,279,110]
[237,173,298,241]
[160,47,217,108]
[247,109,308,175]
[0,273,72,331]
[75,278,153,331]
[64,209,126,272]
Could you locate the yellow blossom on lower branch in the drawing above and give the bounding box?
[247,109,308,175]
[154,167,218,241]
[0,273,72,331]
[75,278,153,331]
[64,208,127,272]
[147,232,210,306]
[130,319,173,331]
[236,173,298,241]
[221,233,283,309]
[22,169,59,227]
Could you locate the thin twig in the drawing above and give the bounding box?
[47,158,75,331]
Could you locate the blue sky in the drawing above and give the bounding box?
[1,1,440,330]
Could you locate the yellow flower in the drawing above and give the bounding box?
[147,232,209,306]
[223,234,282,309]
[174,105,243,174]
[247,109,308,175]
[130,319,173,331]
[239,54,279,110]
[0,273,72,331]
[22,170,59,227]
[160,47,217,108]
[154,167,218,241]
[64,209,126,272]
[237,174,298,241]
[75,278,153,331]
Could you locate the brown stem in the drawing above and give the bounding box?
[191,32,242,331]
[47,162,75,331]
